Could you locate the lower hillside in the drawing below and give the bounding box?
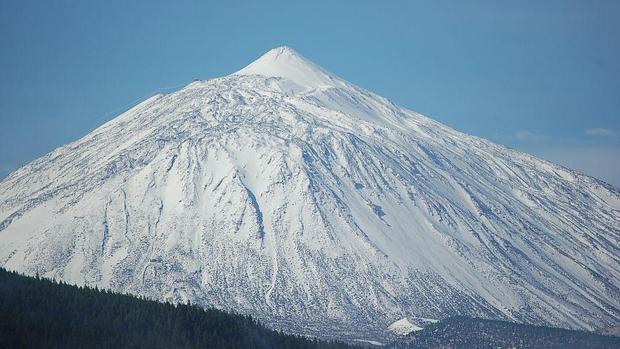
[0,268,356,349]
[391,316,620,349]
[2,267,618,349]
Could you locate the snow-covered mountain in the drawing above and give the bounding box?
[1,46,618,341]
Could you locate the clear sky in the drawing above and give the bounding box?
[1,0,619,186]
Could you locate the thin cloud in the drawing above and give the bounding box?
[529,145,620,188]
[585,128,618,138]
[499,131,550,142]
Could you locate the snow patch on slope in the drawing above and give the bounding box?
[388,318,423,336]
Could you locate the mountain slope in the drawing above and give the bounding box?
[0,47,618,341]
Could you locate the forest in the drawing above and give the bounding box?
[0,267,356,349]
[392,315,620,349]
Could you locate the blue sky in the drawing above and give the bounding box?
[1,0,619,186]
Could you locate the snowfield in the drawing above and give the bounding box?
[388,318,423,336]
[0,46,618,341]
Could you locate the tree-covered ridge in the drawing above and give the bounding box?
[393,316,620,349]
[0,268,357,349]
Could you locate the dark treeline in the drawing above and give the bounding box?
[392,316,620,349]
[0,268,357,349]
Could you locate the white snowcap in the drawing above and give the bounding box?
[235,46,343,89]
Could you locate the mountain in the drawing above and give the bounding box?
[0,46,618,342]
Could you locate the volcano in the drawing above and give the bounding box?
[1,46,618,341]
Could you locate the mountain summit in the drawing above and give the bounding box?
[235,46,343,89]
[0,47,618,342]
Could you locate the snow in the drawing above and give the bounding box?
[0,47,619,342]
[235,46,344,91]
[352,339,384,346]
[388,318,423,336]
